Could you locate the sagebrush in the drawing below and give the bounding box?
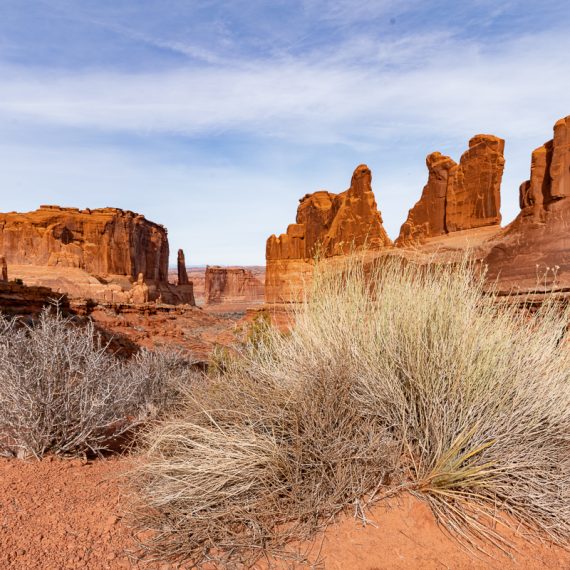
[129,257,570,566]
[0,307,197,458]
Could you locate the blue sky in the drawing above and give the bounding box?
[0,1,569,265]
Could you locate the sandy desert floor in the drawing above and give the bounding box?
[1,457,569,569]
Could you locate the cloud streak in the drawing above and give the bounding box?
[1,29,568,146]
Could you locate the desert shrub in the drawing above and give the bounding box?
[129,256,570,566]
[0,307,197,458]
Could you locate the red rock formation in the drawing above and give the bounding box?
[129,273,150,304]
[485,116,570,293]
[266,164,392,302]
[177,249,189,285]
[0,257,7,282]
[397,135,505,245]
[0,205,169,281]
[205,266,264,307]
[0,280,70,317]
[267,165,391,262]
[0,206,194,305]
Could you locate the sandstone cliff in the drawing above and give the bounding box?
[267,164,391,262]
[205,266,264,307]
[266,164,392,302]
[397,135,505,245]
[0,205,169,280]
[485,116,570,293]
[0,206,194,305]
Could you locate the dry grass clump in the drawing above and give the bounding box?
[0,307,197,458]
[129,256,570,566]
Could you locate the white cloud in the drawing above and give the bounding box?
[1,29,567,144]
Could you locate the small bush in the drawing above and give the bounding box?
[129,256,570,566]
[0,308,197,458]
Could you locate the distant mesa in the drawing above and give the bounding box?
[0,206,194,306]
[205,266,264,307]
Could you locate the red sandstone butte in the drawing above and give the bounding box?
[266,164,392,303]
[397,135,505,245]
[485,115,570,293]
[204,266,264,308]
[0,205,194,305]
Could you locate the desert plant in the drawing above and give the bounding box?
[0,307,197,458]
[129,255,570,566]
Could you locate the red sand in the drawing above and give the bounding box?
[0,457,568,569]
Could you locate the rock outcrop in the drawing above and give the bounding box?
[266,164,392,302]
[0,257,7,282]
[267,165,391,262]
[0,280,70,317]
[0,206,194,305]
[485,116,570,293]
[397,135,505,245]
[177,249,189,285]
[205,266,264,307]
[0,206,169,280]
[129,273,150,304]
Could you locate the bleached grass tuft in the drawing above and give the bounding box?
[129,255,570,566]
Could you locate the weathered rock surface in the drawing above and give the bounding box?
[177,249,189,285]
[0,206,194,305]
[0,280,70,317]
[129,273,150,304]
[205,266,264,307]
[485,116,570,293]
[0,205,168,280]
[266,164,392,302]
[0,257,7,282]
[397,135,505,245]
[267,164,391,262]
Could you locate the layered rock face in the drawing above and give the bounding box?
[397,135,505,245]
[0,206,194,305]
[0,205,169,281]
[267,165,391,262]
[485,116,570,292]
[266,164,392,302]
[205,266,264,307]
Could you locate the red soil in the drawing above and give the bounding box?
[1,457,568,569]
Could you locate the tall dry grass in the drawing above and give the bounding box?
[129,256,570,566]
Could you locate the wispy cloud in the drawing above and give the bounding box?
[1,29,568,144]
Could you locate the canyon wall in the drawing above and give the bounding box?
[396,135,505,246]
[485,115,570,293]
[0,206,194,305]
[0,206,169,280]
[266,116,570,304]
[266,164,392,303]
[205,266,264,307]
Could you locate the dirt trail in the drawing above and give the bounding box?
[1,457,568,569]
